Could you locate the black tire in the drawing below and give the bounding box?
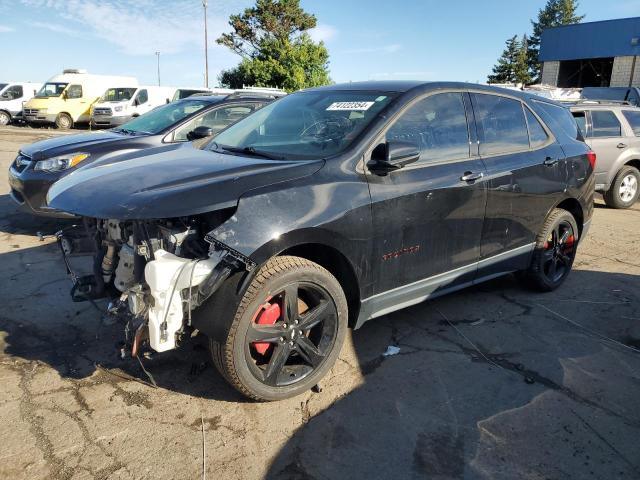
[210,256,348,401]
[0,111,10,126]
[55,113,73,130]
[520,208,578,292]
[603,166,640,209]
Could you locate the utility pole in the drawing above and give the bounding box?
[203,0,209,88]
[155,51,161,86]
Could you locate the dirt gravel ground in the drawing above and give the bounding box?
[0,125,639,480]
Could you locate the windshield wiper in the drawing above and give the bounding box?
[214,144,284,160]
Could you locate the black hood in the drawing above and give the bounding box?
[20,130,140,160]
[47,143,324,219]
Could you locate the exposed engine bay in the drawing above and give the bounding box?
[57,210,253,356]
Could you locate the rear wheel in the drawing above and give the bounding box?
[0,111,10,126]
[55,113,73,130]
[604,166,639,209]
[210,256,347,401]
[521,208,578,292]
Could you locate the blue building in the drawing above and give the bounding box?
[539,17,640,87]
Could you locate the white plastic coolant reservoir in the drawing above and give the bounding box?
[144,249,220,352]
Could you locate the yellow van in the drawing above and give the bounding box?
[24,69,137,129]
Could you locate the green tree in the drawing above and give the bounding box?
[488,35,520,84]
[217,0,331,91]
[528,0,584,81]
[514,34,532,85]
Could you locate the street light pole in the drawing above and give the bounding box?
[155,51,161,86]
[203,0,209,88]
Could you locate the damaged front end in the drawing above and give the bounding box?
[57,211,254,356]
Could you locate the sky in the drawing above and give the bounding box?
[1,0,639,88]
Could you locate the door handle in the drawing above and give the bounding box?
[543,157,559,166]
[617,143,627,149]
[460,171,484,182]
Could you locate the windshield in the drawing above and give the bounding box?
[100,87,137,102]
[210,91,397,159]
[36,82,68,98]
[173,89,210,101]
[0,84,7,92]
[116,99,212,134]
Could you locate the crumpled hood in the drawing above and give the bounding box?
[47,143,324,219]
[21,130,132,160]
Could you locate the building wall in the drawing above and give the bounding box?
[541,61,560,86]
[610,56,639,87]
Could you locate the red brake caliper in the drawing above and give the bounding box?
[253,301,281,355]
[564,235,575,254]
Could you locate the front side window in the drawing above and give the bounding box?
[119,99,212,134]
[591,110,622,138]
[173,104,258,141]
[622,110,640,136]
[0,85,23,100]
[100,88,137,102]
[525,107,549,148]
[36,82,68,98]
[386,92,470,163]
[66,84,83,99]
[473,94,529,156]
[210,91,397,159]
[136,89,148,104]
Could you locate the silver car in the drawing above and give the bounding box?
[570,103,640,209]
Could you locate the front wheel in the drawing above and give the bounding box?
[55,113,73,129]
[520,208,578,292]
[210,256,348,401]
[0,111,10,126]
[604,166,640,209]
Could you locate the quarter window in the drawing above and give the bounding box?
[472,94,529,155]
[525,108,548,148]
[591,110,622,137]
[386,92,470,163]
[622,110,640,136]
[572,111,588,137]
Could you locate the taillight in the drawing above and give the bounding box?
[586,150,596,170]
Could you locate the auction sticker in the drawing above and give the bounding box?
[326,101,375,111]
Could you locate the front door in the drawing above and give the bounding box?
[364,91,487,314]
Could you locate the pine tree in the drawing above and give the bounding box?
[488,35,520,84]
[528,0,585,81]
[514,35,532,85]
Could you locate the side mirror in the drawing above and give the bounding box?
[62,90,68,100]
[367,141,420,174]
[187,125,214,141]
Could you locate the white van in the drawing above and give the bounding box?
[0,82,42,125]
[91,86,177,128]
[23,69,137,129]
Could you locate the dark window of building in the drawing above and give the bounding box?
[591,110,622,137]
[472,94,529,155]
[622,110,640,136]
[557,57,614,88]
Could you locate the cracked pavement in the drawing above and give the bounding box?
[1,126,639,479]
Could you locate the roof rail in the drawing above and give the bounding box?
[225,90,287,99]
[565,99,632,106]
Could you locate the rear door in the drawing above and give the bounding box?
[472,92,566,278]
[366,91,487,297]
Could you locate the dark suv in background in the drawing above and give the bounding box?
[8,92,281,217]
[46,82,594,401]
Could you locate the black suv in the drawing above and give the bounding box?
[47,81,594,401]
[8,92,280,217]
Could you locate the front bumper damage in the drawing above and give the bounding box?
[56,219,254,357]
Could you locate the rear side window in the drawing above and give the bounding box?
[622,110,640,136]
[572,111,587,137]
[591,111,622,137]
[386,92,470,163]
[524,108,549,148]
[533,100,580,140]
[472,94,528,155]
